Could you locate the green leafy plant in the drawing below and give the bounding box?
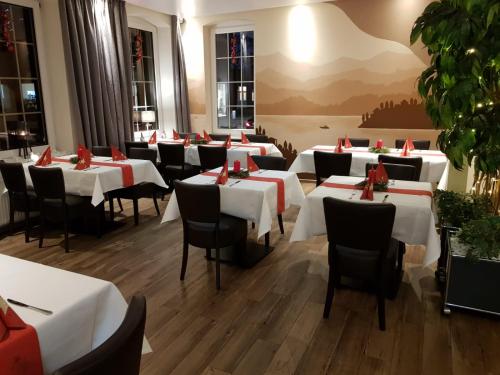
[435,189,492,227]
[411,0,500,205]
[459,216,500,259]
[368,146,390,154]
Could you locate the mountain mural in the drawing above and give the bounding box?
[359,99,433,129]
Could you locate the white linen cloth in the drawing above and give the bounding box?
[150,140,282,168]
[22,156,167,206]
[290,175,440,267]
[162,168,305,238]
[0,254,151,374]
[288,145,449,184]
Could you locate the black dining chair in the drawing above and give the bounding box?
[246,134,269,143]
[157,143,197,189]
[175,181,247,289]
[322,197,401,331]
[378,155,423,181]
[208,134,229,141]
[0,162,38,242]
[124,141,148,157]
[365,163,418,182]
[313,151,352,186]
[54,295,146,375]
[108,148,161,225]
[28,166,92,252]
[251,155,287,235]
[341,138,370,147]
[91,146,112,157]
[198,145,227,172]
[395,139,431,150]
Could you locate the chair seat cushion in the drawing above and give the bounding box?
[165,164,197,180]
[187,214,247,248]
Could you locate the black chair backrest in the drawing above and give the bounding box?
[125,142,148,157]
[158,143,185,166]
[209,134,228,141]
[394,139,431,150]
[341,138,370,147]
[128,147,157,164]
[323,197,395,253]
[246,134,269,143]
[92,146,112,157]
[179,132,194,140]
[378,155,423,181]
[314,151,352,185]
[198,146,227,171]
[0,162,27,194]
[251,155,287,171]
[175,180,220,224]
[365,163,418,181]
[54,295,146,375]
[28,166,66,200]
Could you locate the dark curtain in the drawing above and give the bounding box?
[171,15,191,133]
[59,0,133,150]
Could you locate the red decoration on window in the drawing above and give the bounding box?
[230,33,238,65]
[0,9,14,53]
[135,31,143,63]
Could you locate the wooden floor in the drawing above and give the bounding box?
[1,181,499,375]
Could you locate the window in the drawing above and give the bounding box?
[0,2,47,151]
[129,28,158,133]
[215,30,254,130]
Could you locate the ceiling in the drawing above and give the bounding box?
[125,0,329,18]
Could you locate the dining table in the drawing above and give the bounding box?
[290,175,440,267]
[288,145,449,187]
[150,139,283,168]
[0,254,151,374]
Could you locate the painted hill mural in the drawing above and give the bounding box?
[360,99,433,129]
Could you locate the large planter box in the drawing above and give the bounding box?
[443,236,500,316]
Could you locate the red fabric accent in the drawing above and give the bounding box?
[173,129,180,140]
[203,130,212,142]
[401,141,410,156]
[241,132,250,144]
[406,138,415,151]
[74,149,91,170]
[247,154,260,172]
[0,307,43,375]
[235,144,267,155]
[35,147,52,166]
[344,135,352,148]
[183,135,191,147]
[215,161,229,185]
[376,139,384,149]
[111,146,127,161]
[233,160,241,173]
[320,181,433,197]
[335,138,343,153]
[148,131,157,144]
[195,133,201,141]
[375,161,389,184]
[360,169,375,200]
[223,136,231,149]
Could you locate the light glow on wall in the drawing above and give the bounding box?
[288,5,316,63]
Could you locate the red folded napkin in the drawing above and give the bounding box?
[75,148,91,170]
[111,146,127,161]
[195,133,201,141]
[148,131,157,144]
[183,135,191,147]
[344,135,352,148]
[173,129,180,140]
[215,161,229,185]
[35,146,52,166]
[223,135,231,149]
[0,297,43,375]
[360,168,375,201]
[375,161,389,184]
[241,132,250,144]
[335,137,343,153]
[401,140,411,156]
[203,130,212,142]
[233,160,241,173]
[376,139,384,149]
[247,154,260,172]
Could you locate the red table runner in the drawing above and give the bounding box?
[320,182,433,197]
[232,144,267,156]
[52,157,135,188]
[202,172,285,213]
[311,147,446,158]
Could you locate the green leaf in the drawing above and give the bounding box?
[487,3,500,27]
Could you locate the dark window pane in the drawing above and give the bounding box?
[229,107,242,129]
[134,58,145,81]
[216,59,228,82]
[228,32,240,58]
[12,6,34,43]
[217,82,229,114]
[241,31,253,57]
[228,58,241,81]
[0,115,4,131]
[229,83,241,106]
[217,107,229,129]
[25,113,46,145]
[242,107,254,129]
[242,57,253,82]
[21,80,40,112]
[141,31,153,57]
[132,82,146,107]
[5,114,23,149]
[215,34,227,58]
[1,79,22,113]
[17,44,37,77]
[0,115,5,150]
[145,82,156,107]
[241,83,254,105]
[0,46,18,76]
[143,57,155,81]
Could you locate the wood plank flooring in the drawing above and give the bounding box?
[0,181,499,375]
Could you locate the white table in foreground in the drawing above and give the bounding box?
[0,254,150,374]
[290,176,440,267]
[162,168,305,238]
[23,156,167,206]
[288,145,449,185]
[151,140,282,168]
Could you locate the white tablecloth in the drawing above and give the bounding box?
[151,140,282,168]
[162,168,305,238]
[288,145,449,185]
[290,176,440,266]
[23,156,167,206]
[0,254,150,374]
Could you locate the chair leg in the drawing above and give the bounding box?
[97,203,104,238]
[38,211,44,248]
[9,203,14,235]
[215,246,221,290]
[180,236,189,280]
[251,222,255,229]
[117,198,124,212]
[377,290,386,331]
[24,209,30,243]
[63,210,69,253]
[277,214,284,235]
[205,248,212,260]
[265,232,270,249]
[323,267,335,318]
[133,198,139,226]
[109,197,115,221]
[153,194,160,216]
